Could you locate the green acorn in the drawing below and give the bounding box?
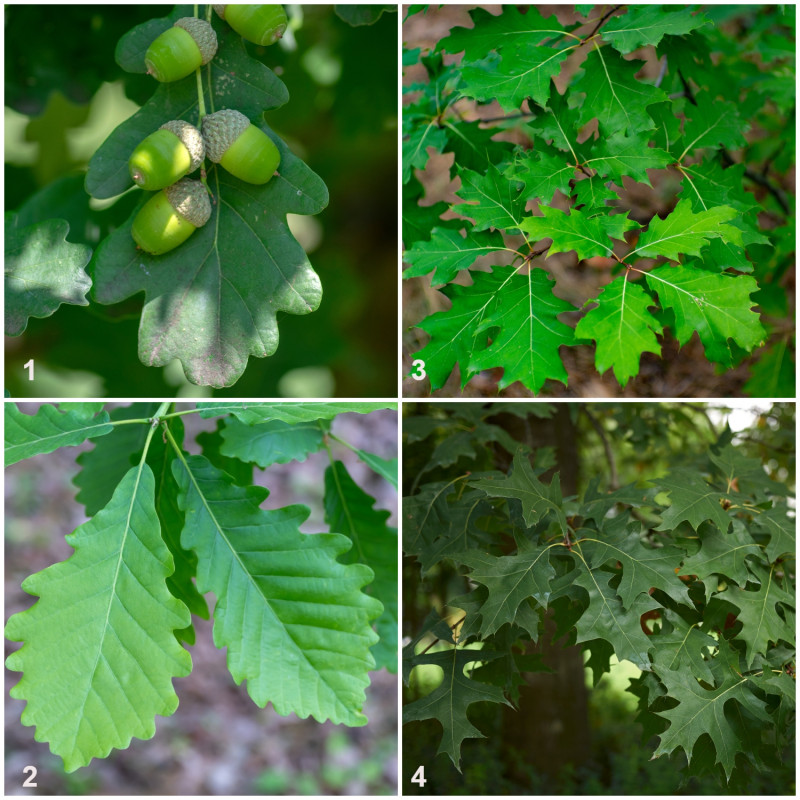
[202,109,280,184]
[212,4,288,46]
[129,120,205,191]
[131,178,212,255]
[145,17,218,82]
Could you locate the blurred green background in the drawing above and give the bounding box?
[5,4,398,398]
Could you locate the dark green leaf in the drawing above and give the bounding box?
[5,216,92,336]
[403,646,513,771]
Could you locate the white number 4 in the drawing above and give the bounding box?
[411,765,427,787]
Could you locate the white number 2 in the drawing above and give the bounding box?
[23,766,37,787]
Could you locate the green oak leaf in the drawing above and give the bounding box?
[468,267,576,392]
[459,542,555,638]
[412,271,503,389]
[471,450,567,534]
[5,464,192,772]
[196,402,395,424]
[574,276,663,387]
[150,417,209,644]
[403,479,461,558]
[353,449,398,489]
[403,181,455,244]
[655,469,732,533]
[334,4,395,26]
[87,20,327,388]
[443,119,507,173]
[603,6,710,54]
[753,504,795,563]
[649,609,718,684]
[460,46,569,111]
[679,523,762,593]
[679,161,758,214]
[572,176,619,210]
[726,563,795,668]
[324,460,398,672]
[440,6,569,61]
[577,525,691,609]
[575,47,667,135]
[5,216,92,336]
[172,453,382,725]
[679,96,749,160]
[90,121,326,389]
[403,226,508,285]
[5,402,113,466]
[529,84,582,152]
[511,150,577,206]
[572,565,659,671]
[585,132,674,186]
[708,441,780,499]
[403,115,449,182]
[196,421,254,487]
[631,200,741,261]
[520,205,639,260]
[403,646,513,771]
[743,340,796,398]
[417,489,495,573]
[453,164,527,232]
[580,480,658,525]
[73,402,161,516]
[219,416,326,467]
[652,648,772,780]
[644,263,765,363]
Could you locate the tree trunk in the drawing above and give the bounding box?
[492,405,591,786]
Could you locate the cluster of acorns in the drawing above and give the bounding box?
[130,5,288,255]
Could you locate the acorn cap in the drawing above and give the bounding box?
[164,178,212,228]
[173,17,218,65]
[201,109,251,163]
[211,5,228,19]
[159,120,205,172]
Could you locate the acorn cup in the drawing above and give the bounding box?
[202,109,281,184]
[145,17,218,82]
[213,4,288,46]
[131,178,212,255]
[129,120,205,191]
